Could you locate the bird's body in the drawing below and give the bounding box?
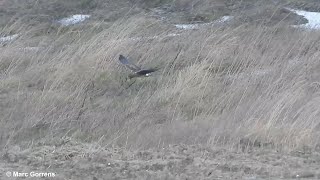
[118,55,158,78]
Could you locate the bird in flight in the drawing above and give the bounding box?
[118,55,158,78]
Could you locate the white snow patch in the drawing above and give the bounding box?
[174,16,233,30]
[19,46,44,52]
[287,8,320,29]
[217,16,233,23]
[58,14,91,26]
[0,34,19,43]
[166,33,180,37]
[175,24,200,30]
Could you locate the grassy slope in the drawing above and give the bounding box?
[0,0,319,153]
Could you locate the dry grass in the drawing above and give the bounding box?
[0,2,320,153]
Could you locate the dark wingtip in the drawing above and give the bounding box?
[119,54,125,60]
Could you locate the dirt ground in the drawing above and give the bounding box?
[1,140,320,180]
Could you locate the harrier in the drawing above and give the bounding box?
[118,55,158,78]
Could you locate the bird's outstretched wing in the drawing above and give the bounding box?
[119,55,141,72]
[135,68,159,76]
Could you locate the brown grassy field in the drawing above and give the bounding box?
[0,0,320,179]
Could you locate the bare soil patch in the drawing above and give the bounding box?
[1,141,320,179]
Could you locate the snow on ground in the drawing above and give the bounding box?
[175,24,200,30]
[0,34,19,44]
[58,14,91,26]
[288,8,320,29]
[19,46,44,52]
[174,16,233,30]
[217,16,233,23]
